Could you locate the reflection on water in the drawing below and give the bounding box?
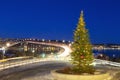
[93,49,120,58]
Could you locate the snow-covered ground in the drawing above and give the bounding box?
[0,61,70,80]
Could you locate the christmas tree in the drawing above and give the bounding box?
[71,11,95,74]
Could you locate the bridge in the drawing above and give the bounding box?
[0,42,20,50]
[26,41,72,57]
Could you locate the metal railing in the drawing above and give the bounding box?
[0,57,69,71]
[94,59,120,67]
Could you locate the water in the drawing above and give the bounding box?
[93,49,120,58]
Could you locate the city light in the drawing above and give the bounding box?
[69,43,71,47]
[71,42,74,44]
[56,40,58,42]
[2,47,5,51]
[2,47,5,59]
[62,40,65,43]
[6,43,10,47]
[32,50,35,53]
[42,39,45,42]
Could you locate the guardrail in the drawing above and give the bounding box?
[0,57,33,63]
[0,57,119,71]
[0,57,69,71]
[94,59,120,67]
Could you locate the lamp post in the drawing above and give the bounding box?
[32,49,35,57]
[2,47,5,59]
[2,43,10,59]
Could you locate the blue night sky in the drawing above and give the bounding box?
[0,0,120,43]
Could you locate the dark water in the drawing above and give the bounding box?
[93,49,120,58]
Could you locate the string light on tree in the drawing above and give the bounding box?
[71,10,94,74]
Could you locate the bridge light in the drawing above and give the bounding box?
[32,50,35,53]
[33,38,35,41]
[42,39,45,42]
[6,43,10,47]
[42,53,45,58]
[2,47,5,59]
[62,40,65,43]
[56,40,58,42]
[2,47,5,50]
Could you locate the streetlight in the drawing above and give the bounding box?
[6,43,10,47]
[32,50,35,57]
[49,40,51,42]
[42,39,45,42]
[2,47,5,59]
[1,42,10,59]
[62,40,65,43]
[32,50,35,53]
[42,53,45,58]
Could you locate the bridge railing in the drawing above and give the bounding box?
[0,57,70,71]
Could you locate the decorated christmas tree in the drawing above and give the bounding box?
[71,11,95,74]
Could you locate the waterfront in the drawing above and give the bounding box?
[94,49,120,61]
[0,41,120,62]
[0,41,120,80]
[2,45,120,60]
